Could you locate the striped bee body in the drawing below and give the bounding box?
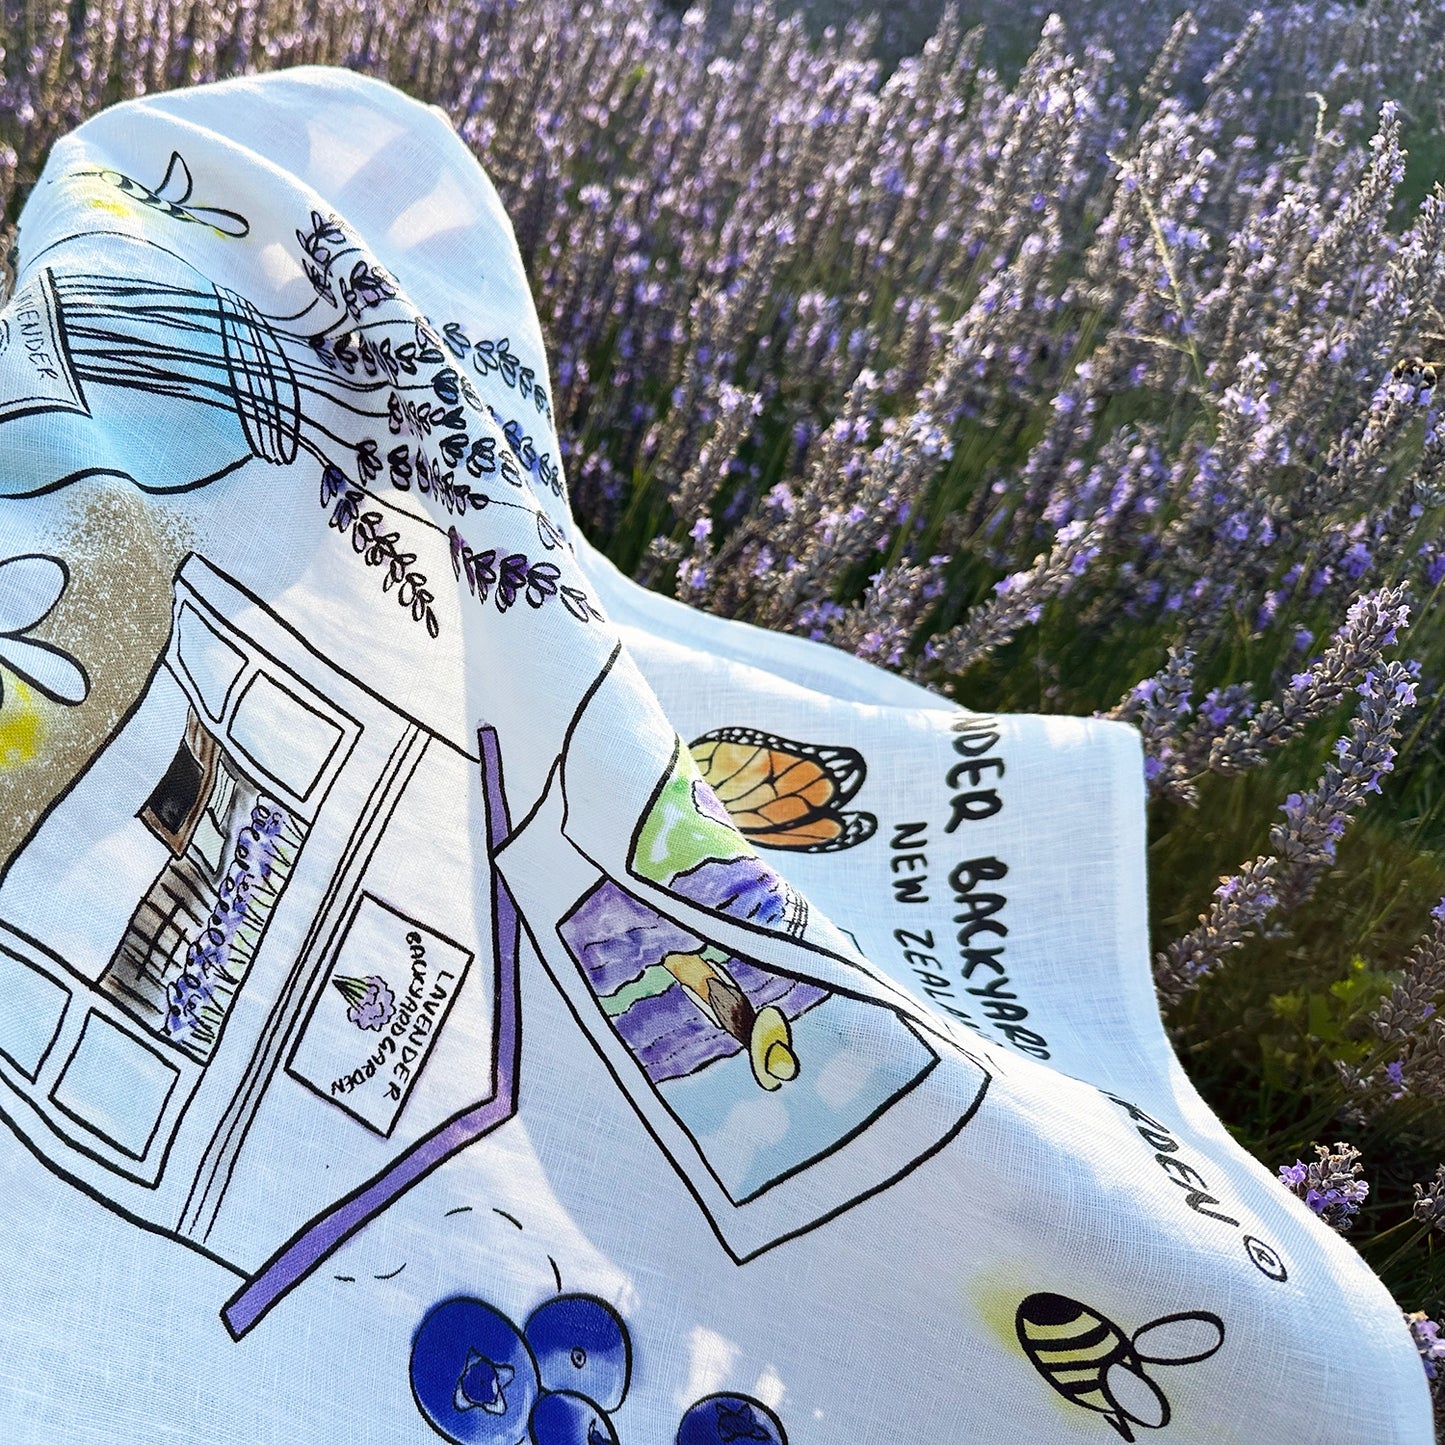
[1015,1292,1224,1442]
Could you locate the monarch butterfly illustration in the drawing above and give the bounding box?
[75,150,251,237]
[1015,1292,1224,1441]
[687,727,877,853]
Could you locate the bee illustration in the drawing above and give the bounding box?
[1015,1292,1224,1441]
[73,150,250,237]
[687,727,877,853]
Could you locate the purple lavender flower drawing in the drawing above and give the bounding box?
[335,974,397,1031]
[668,855,790,928]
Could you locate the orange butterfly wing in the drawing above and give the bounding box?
[689,729,875,852]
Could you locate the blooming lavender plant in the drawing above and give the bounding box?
[1157,657,1419,1000]
[1405,1310,1445,1387]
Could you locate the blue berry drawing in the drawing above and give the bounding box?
[529,1389,620,1445]
[676,1394,788,1445]
[459,1351,516,1415]
[524,1294,632,1413]
[412,1290,787,1445]
[411,1296,541,1445]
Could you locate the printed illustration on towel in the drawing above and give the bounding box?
[496,646,991,1262]
[77,150,251,236]
[559,877,948,1206]
[0,552,520,1341]
[1015,1292,1225,1441]
[632,739,811,939]
[0,552,90,775]
[3,146,601,637]
[686,728,877,854]
[407,1284,789,1445]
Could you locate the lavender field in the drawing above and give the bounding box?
[8,0,1445,1412]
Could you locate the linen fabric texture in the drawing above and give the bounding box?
[0,67,1428,1444]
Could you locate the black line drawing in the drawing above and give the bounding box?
[0,553,522,1338]
[77,152,251,237]
[0,553,89,706]
[688,727,877,853]
[2,193,595,635]
[494,649,991,1264]
[285,891,476,1139]
[1016,1293,1225,1441]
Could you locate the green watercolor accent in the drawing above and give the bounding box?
[599,964,680,1016]
[631,743,752,882]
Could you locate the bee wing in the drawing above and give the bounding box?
[1104,1362,1170,1429]
[0,635,89,705]
[0,554,67,633]
[188,204,251,239]
[1131,1312,1225,1365]
[156,150,194,204]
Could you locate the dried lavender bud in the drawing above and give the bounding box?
[1406,1311,1445,1387]
[1156,855,1281,1004]
[919,520,1102,683]
[1277,1141,1370,1232]
[1412,1166,1445,1230]
[1158,658,1417,997]
[1108,645,1197,803]
[827,554,951,668]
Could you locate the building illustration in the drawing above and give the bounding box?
[0,554,519,1333]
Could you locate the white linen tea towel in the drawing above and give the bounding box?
[0,66,1429,1444]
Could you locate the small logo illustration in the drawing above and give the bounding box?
[333,973,396,1031]
[1243,1235,1288,1282]
[1015,1292,1224,1441]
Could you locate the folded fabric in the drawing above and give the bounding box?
[0,66,1428,1443]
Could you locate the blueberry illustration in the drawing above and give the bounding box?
[529,1390,620,1445]
[411,1296,540,1445]
[676,1394,787,1445]
[523,1294,631,1412]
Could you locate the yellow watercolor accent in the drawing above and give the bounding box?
[969,1265,1030,1356]
[0,675,44,769]
[86,196,132,219]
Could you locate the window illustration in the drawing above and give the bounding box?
[0,554,519,1340]
[496,646,992,1262]
[104,708,307,1064]
[558,878,943,1207]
